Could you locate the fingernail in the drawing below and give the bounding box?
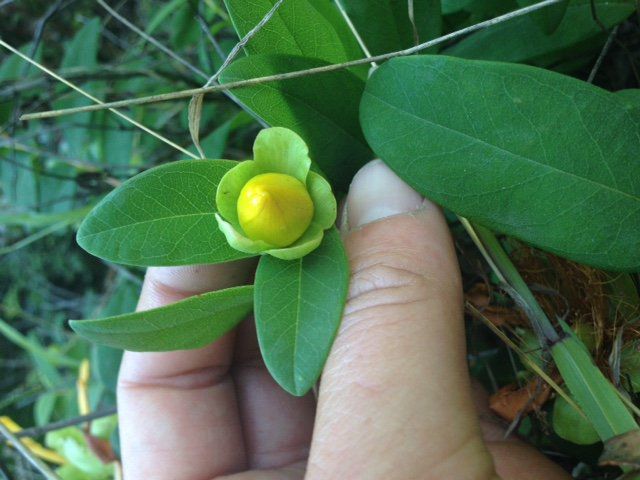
[346,160,424,229]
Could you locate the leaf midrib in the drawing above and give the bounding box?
[292,259,303,393]
[366,92,639,204]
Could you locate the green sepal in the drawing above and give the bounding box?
[216,160,261,230]
[253,127,312,182]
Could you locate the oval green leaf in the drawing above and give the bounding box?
[220,54,371,192]
[445,0,634,65]
[223,0,363,66]
[339,0,441,55]
[77,159,254,266]
[515,0,569,34]
[552,394,600,445]
[254,227,349,396]
[70,285,254,351]
[618,89,640,120]
[360,56,640,271]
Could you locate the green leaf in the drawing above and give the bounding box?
[0,205,91,228]
[60,19,101,70]
[254,228,349,395]
[146,0,186,35]
[77,159,254,266]
[35,392,58,427]
[92,345,122,396]
[339,0,442,55]
[553,394,600,445]
[90,275,140,395]
[0,318,79,368]
[198,112,253,159]
[617,89,640,119]
[552,332,638,441]
[360,55,640,271]
[442,0,473,15]
[220,54,371,192]
[0,41,43,82]
[445,0,635,65]
[170,1,200,49]
[515,0,569,34]
[97,112,134,166]
[55,18,102,158]
[70,285,254,351]
[223,0,363,64]
[46,427,114,479]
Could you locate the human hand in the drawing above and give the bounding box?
[118,160,570,480]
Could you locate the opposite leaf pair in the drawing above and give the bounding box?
[73,128,349,396]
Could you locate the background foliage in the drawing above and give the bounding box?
[1,0,639,478]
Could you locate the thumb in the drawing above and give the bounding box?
[307,160,496,480]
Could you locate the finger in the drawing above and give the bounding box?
[487,441,569,480]
[217,460,306,480]
[471,382,569,479]
[308,160,496,479]
[232,318,315,469]
[118,260,255,480]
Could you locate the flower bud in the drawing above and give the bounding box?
[237,173,314,247]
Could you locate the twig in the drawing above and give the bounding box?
[459,218,560,344]
[196,11,225,60]
[97,0,267,132]
[589,0,640,84]
[334,0,377,68]
[20,0,564,120]
[466,302,580,413]
[188,0,284,154]
[24,0,72,77]
[0,423,59,480]
[97,0,208,79]
[587,24,619,83]
[205,0,286,86]
[408,0,419,46]
[0,222,71,256]
[15,407,117,439]
[0,38,198,159]
[0,68,153,98]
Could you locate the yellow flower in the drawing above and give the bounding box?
[215,127,337,260]
[237,173,314,247]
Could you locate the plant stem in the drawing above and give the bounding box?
[18,0,564,121]
[15,407,117,439]
[460,219,639,442]
[459,218,560,343]
[0,423,59,479]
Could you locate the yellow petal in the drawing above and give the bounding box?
[237,173,314,248]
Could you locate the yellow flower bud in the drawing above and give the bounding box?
[237,173,314,247]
